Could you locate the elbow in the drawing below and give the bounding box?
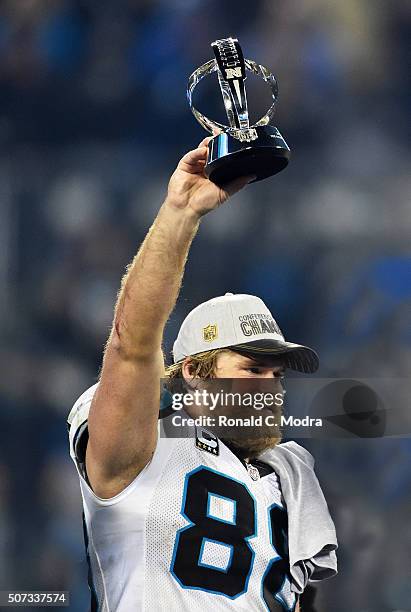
[108,327,162,363]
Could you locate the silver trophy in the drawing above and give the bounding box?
[187,37,290,186]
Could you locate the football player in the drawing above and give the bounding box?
[68,138,337,611]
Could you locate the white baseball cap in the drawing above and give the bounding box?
[173,293,319,373]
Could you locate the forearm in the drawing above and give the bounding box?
[110,200,200,359]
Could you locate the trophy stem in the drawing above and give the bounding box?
[212,38,250,131]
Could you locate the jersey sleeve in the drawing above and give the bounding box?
[285,442,338,590]
[258,441,338,594]
[67,382,173,484]
[67,383,99,481]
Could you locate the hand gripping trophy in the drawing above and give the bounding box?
[187,37,291,186]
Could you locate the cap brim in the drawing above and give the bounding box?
[230,339,319,374]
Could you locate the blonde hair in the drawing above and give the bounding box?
[165,348,229,380]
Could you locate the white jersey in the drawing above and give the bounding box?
[68,384,337,612]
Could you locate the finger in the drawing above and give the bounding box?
[212,126,222,136]
[221,174,256,197]
[197,136,212,149]
[179,146,208,167]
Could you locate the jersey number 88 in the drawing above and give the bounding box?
[171,467,296,611]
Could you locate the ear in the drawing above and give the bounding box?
[182,358,196,386]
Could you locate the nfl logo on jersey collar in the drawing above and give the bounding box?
[246,463,260,481]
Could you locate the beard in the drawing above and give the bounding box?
[221,431,282,461]
[180,383,284,460]
[217,404,283,460]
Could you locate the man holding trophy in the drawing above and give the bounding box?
[68,38,337,611]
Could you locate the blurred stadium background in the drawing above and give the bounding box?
[0,1,409,610]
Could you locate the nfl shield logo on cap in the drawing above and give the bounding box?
[203,324,218,343]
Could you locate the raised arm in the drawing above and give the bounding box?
[85,138,253,498]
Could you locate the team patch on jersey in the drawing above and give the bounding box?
[195,427,219,455]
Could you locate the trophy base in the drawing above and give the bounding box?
[205,126,290,186]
